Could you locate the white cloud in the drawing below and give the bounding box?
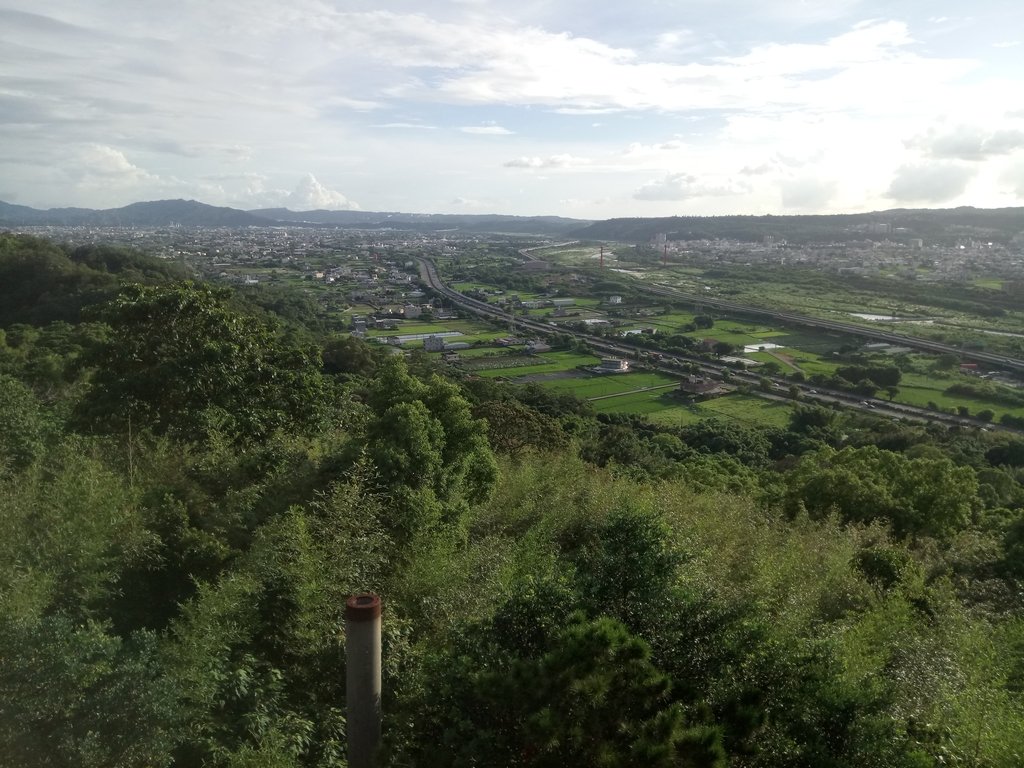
[623,139,686,157]
[77,144,156,181]
[460,124,514,134]
[781,177,837,209]
[2,3,1021,217]
[286,173,360,210]
[449,196,487,208]
[910,125,1024,161]
[504,154,589,168]
[314,12,967,117]
[652,29,699,53]
[371,122,437,129]
[885,163,975,203]
[634,172,743,201]
[1001,160,1024,198]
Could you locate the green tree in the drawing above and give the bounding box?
[0,442,181,766]
[713,341,735,356]
[320,334,380,377]
[401,607,725,768]
[472,399,568,457]
[356,358,497,539]
[0,374,51,471]
[784,446,977,539]
[693,315,714,330]
[0,617,179,768]
[78,283,330,443]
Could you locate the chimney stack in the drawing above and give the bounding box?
[346,593,382,768]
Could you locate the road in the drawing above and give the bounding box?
[637,281,1024,373]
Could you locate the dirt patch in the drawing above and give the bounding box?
[769,350,801,372]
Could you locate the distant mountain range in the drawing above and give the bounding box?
[0,199,588,236]
[572,207,1024,244]
[0,199,266,228]
[2,198,1023,243]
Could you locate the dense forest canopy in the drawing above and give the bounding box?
[1,232,1023,767]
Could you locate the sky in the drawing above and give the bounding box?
[1,0,1023,218]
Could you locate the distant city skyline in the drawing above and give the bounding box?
[2,0,1023,218]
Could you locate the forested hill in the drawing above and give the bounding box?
[571,206,1024,244]
[2,232,1024,767]
[0,233,190,325]
[0,199,267,228]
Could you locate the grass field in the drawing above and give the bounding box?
[586,390,795,425]
[746,351,799,372]
[780,349,839,377]
[452,281,498,292]
[590,390,685,416]
[472,351,601,378]
[680,319,790,348]
[894,372,1024,420]
[542,372,679,399]
[645,393,795,428]
[617,312,694,334]
[445,347,519,359]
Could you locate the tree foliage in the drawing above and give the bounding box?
[78,282,331,443]
[784,445,978,539]
[3,236,1024,768]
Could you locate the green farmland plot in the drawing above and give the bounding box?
[543,371,679,399]
[746,351,800,373]
[645,393,795,428]
[447,346,521,359]
[973,278,1003,290]
[448,330,508,344]
[586,390,795,425]
[782,349,839,377]
[894,372,1024,421]
[590,389,682,416]
[681,319,787,348]
[473,351,601,378]
[619,313,696,334]
[452,281,503,293]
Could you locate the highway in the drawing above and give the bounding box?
[414,257,1016,433]
[635,282,1024,374]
